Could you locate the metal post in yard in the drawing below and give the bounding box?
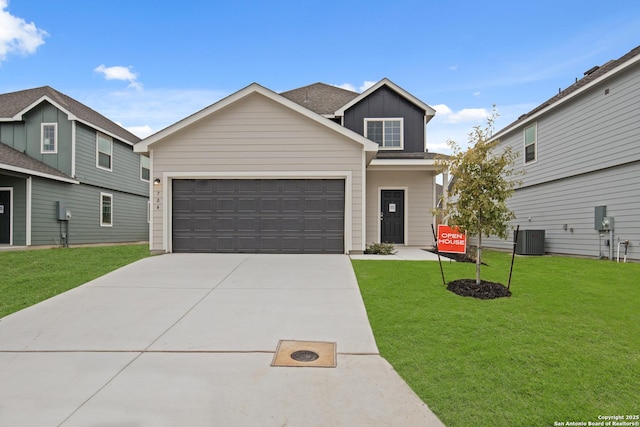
[431,224,446,287]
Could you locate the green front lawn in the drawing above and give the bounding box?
[0,245,150,318]
[352,251,640,427]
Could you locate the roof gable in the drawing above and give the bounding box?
[0,86,140,146]
[334,78,436,119]
[135,83,379,154]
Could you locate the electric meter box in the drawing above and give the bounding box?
[595,206,607,231]
[56,201,68,221]
[602,216,614,231]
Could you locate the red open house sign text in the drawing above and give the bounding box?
[437,225,467,254]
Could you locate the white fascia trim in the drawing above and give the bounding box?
[11,95,137,146]
[490,52,640,142]
[0,163,80,184]
[161,171,354,254]
[0,187,13,245]
[71,121,76,177]
[361,151,367,252]
[369,159,437,168]
[335,78,436,117]
[135,83,379,153]
[26,177,32,245]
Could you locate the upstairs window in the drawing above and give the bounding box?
[97,133,113,171]
[41,123,57,153]
[365,118,403,149]
[524,123,537,163]
[140,155,150,181]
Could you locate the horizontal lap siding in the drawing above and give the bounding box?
[483,63,640,260]
[30,178,148,246]
[499,65,640,188]
[365,170,435,246]
[480,162,640,259]
[151,93,364,252]
[75,123,147,197]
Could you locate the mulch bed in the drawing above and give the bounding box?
[447,279,511,299]
[424,248,484,264]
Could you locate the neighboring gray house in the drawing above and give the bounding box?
[135,78,444,254]
[0,86,149,247]
[481,45,640,260]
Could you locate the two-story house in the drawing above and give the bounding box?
[0,86,149,248]
[134,78,444,254]
[480,45,640,260]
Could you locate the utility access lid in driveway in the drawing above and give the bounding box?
[171,179,345,253]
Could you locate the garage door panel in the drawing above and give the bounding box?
[172,179,344,253]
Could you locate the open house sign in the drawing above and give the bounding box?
[437,225,467,254]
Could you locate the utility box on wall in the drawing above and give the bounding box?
[595,206,607,231]
[515,230,545,255]
[56,201,71,221]
[56,201,67,221]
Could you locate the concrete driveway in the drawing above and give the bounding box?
[0,254,443,426]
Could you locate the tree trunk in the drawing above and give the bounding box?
[476,233,482,285]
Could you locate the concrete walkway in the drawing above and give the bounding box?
[350,246,454,261]
[0,254,444,426]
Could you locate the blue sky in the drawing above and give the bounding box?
[1,0,639,152]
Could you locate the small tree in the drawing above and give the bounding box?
[436,110,521,285]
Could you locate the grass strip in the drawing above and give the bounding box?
[0,245,150,318]
[352,251,640,426]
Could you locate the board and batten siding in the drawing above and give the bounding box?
[30,177,148,246]
[150,93,366,253]
[481,61,640,260]
[343,86,426,152]
[0,102,73,176]
[365,170,435,246]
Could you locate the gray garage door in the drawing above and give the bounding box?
[172,179,345,253]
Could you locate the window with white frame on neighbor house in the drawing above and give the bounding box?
[524,123,537,163]
[97,133,113,170]
[364,118,403,149]
[41,123,57,153]
[140,155,150,181]
[100,193,113,226]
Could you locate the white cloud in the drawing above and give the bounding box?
[432,104,490,124]
[359,81,376,92]
[78,88,229,138]
[94,64,143,91]
[0,0,48,63]
[334,80,377,93]
[448,65,458,71]
[335,83,356,92]
[124,125,154,139]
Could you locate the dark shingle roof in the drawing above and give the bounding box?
[0,86,140,145]
[280,83,359,115]
[499,45,640,133]
[0,142,76,182]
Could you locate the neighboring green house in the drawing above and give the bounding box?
[0,86,149,247]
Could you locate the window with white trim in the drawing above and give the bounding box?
[100,193,113,226]
[524,123,537,163]
[97,133,113,171]
[41,123,57,153]
[364,118,403,149]
[140,155,150,181]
